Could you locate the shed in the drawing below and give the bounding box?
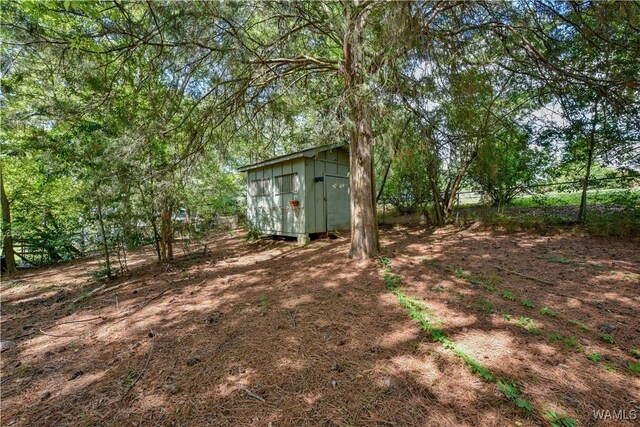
[238,143,350,243]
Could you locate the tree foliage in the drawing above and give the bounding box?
[1,1,638,268]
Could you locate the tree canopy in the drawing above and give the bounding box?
[1,1,638,270]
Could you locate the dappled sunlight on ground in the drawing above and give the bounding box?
[1,226,639,426]
[454,330,515,367]
[381,221,640,425]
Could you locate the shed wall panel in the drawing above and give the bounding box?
[246,146,349,237]
[247,159,305,236]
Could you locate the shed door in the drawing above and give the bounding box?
[325,175,350,231]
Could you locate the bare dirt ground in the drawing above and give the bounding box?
[1,224,639,426]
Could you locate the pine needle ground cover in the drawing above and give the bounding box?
[1,226,638,426]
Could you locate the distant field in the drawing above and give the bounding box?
[455,187,640,209]
[455,187,640,237]
[509,187,639,208]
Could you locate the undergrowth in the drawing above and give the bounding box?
[545,410,578,427]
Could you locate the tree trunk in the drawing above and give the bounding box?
[376,119,409,202]
[376,154,393,204]
[160,202,173,262]
[431,189,445,226]
[137,181,162,263]
[430,151,477,226]
[149,186,163,263]
[578,99,599,223]
[121,179,134,248]
[0,165,17,274]
[425,158,445,226]
[344,4,379,260]
[95,189,112,278]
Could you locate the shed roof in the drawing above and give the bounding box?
[237,143,347,172]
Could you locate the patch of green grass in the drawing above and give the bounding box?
[486,275,503,286]
[379,256,392,268]
[549,333,582,351]
[623,272,640,280]
[502,290,515,300]
[521,299,535,308]
[422,258,439,267]
[604,362,617,373]
[449,344,494,381]
[549,333,563,342]
[380,260,495,384]
[259,294,269,310]
[19,364,31,375]
[540,307,557,317]
[630,348,640,359]
[469,277,481,286]
[501,313,512,321]
[77,290,91,302]
[541,255,578,266]
[562,336,583,352]
[515,317,539,334]
[92,266,111,280]
[568,319,590,331]
[1,280,26,288]
[627,361,640,376]
[453,268,484,288]
[383,271,402,289]
[497,379,534,414]
[544,410,577,427]
[120,370,138,386]
[475,297,495,314]
[516,316,534,329]
[541,255,607,271]
[587,352,601,363]
[454,267,467,279]
[433,284,445,292]
[483,283,496,293]
[478,196,640,237]
[600,333,616,344]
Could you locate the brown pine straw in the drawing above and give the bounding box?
[1,227,638,426]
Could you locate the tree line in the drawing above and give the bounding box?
[1,1,638,272]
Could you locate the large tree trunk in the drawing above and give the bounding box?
[0,165,17,274]
[344,4,379,260]
[578,99,599,223]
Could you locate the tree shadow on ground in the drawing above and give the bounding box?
[1,227,638,426]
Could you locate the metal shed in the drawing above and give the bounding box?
[238,143,350,243]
